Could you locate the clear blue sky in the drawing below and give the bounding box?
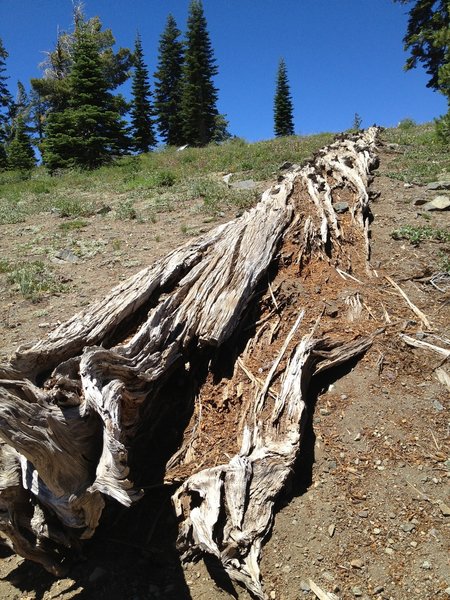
[0,0,446,141]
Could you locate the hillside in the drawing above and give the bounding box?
[0,124,449,600]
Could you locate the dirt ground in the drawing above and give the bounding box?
[0,137,449,600]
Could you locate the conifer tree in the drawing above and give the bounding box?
[154,14,185,146]
[130,34,156,153]
[0,38,13,168]
[274,58,295,137]
[180,0,219,146]
[7,115,36,171]
[43,24,129,171]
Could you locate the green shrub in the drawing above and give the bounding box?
[398,118,417,130]
[7,261,65,301]
[391,225,450,245]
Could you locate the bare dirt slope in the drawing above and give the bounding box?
[0,139,449,600]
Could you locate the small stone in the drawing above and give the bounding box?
[317,554,324,562]
[328,524,336,537]
[279,161,293,170]
[400,523,415,533]
[55,248,80,263]
[351,558,364,569]
[410,541,418,548]
[230,179,257,190]
[270,591,276,599]
[352,586,363,597]
[354,432,361,441]
[322,571,335,582]
[426,181,450,190]
[432,399,444,412]
[282,565,292,574]
[438,501,450,516]
[444,586,450,595]
[358,510,368,518]
[404,183,413,188]
[373,586,384,595]
[300,580,311,592]
[423,195,450,211]
[96,205,111,215]
[412,197,428,206]
[385,547,394,555]
[421,560,432,570]
[320,407,331,416]
[373,527,381,534]
[334,202,349,214]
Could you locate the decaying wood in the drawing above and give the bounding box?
[0,128,382,597]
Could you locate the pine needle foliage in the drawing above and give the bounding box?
[43,25,129,172]
[180,0,219,146]
[6,115,36,171]
[130,33,156,153]
[274,58,295,137]
[154,14,185,146]
[0,38,13,168]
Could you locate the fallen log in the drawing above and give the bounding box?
[0,128,381,596]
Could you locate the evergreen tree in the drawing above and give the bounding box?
[153,14,185,146]
[43,24,129,171]
[180,0,219,146]
[395,0,449,142]
[7,115,36,171]
[0,38,13,168]
[274,58,295,137]
[130,34,156,153]
[395,0,449,95]
[31,3,133,122]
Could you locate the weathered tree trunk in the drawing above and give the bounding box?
[0,128,380,597]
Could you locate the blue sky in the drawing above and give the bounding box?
[0,0,446,141]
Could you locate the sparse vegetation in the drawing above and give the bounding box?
[382,122,450,183]
[391,224,450,245]
[6,261,66,301]
[58,218,88,231]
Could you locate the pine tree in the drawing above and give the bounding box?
[31,3,132,122]
[43,24,129,171]
[274,59,295,137]
[395,0,449,142]
[0,38,13,168]
[7,115,36,171]
[130,34,156,153]
[180,0,219,146]
[153,14,185,146]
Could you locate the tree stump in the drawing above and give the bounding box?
[0,128,381,597]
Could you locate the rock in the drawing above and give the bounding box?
[432,399,444,412]
[320,407,331,416]
[438,501,450,516]
[422,195,450,211]
[354,432,361,441]
[300,580,311,592]
[96,205,111,215]
[373,586,384,595]
[421,560,432,570]
[426,181,450,190]
[54,249,80,263]
[282,565,292,574]
[270,590,276,599]
[322,571,335,582]
[412,197,428,206]
[385,547,394,555]
[328,524,336,537]
[358,510,368,518]
[222,173,232,186]
[352,586,363,597]
[279,161,293,170]
[350,558,364,569]
[334,202,349,214]
[404,183,413,188]
[177,144,189,151]
[324,302,339,317]
[230,179,257,190]
[400,522,415,533]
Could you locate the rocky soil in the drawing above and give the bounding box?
[0,137,449,600]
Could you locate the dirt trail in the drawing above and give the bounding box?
[0,143,449,600]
